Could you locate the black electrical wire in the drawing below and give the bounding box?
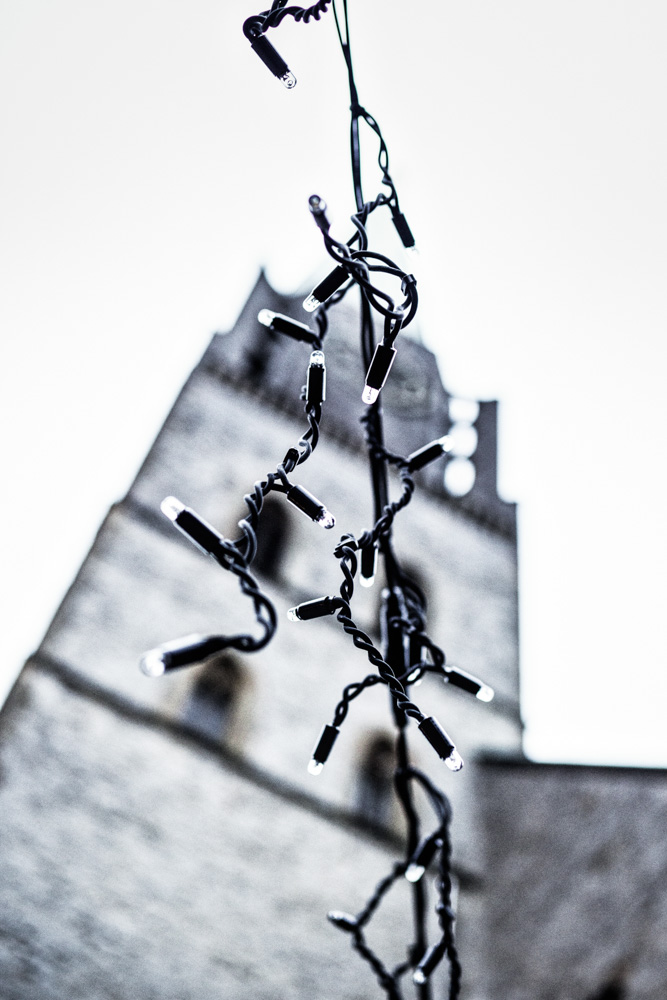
[141,5,500,995]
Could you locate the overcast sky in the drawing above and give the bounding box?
[1,0,666,767]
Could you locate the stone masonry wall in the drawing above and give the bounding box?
[478,760,667,1000]
[0,664,425,1000]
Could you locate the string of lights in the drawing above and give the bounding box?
[141,2,496,995]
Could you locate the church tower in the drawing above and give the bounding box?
[0,273,521,999]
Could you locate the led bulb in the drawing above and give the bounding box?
[405,864,425,884]
[445,748,464,772]
[161,496,184,521]
[306,350,326,406]
[257,309,316,344]
[362,342,397,405]
[309,194,326,213]
[303,265,348,312]
[308,723,339,774]
[286,484,336,529]
[303,294,321,313]
[405,835,441,883]
[287,596,340,622]
[308,194,330,232]
[139,634,226,677]
[327,911,358,932]
[249,32,296,89]
[413,941,447,985]
[391,208,417,251]
[406,668,423,686]
[160,497,230,566]
[418,716,463,771]
[407,435,453,473]
[444,665,494,703]
[360,543,378,588]
[317,509,336,529]
[140,649,166,678]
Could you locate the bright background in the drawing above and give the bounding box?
[1,0,666,766]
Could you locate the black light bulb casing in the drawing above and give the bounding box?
[391,208,416,250]
[407,435,452,473]
[381,588,408,675]
[303,265,349,312]
[249,33,296,88]
[306,350,326,406]
[418,716,464,771]
[408,631,425,673]
[446,667,480,696]
[309,194,330,232]
[282,447,300,472]
[287,596,341,622]
[161,498,231,569]
[405,835,441,882]
[286,484,335,528]
[308,723,339,775]
[140,634,229,677]
[257,309,317,345]
[362,342,397,405]
[413,940,447,985]
[327,911,358,933]
[444,665,494,702]
[360,542,378,587]
[312,724,339,763]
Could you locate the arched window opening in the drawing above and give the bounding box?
[252,496,291,579]
[181,655,245,742]
[399,564,429,616]
[354,732,397,827]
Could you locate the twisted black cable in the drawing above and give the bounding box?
[329,861,408,1000]
[331,673,383,728]
[329,761,461,999]
[310,206,418,330]
[238,7,467,997]
[243,0,332,41]
[233,388,323,559]
[329,538,425,724]
[403,766,460,999]
[394,736,431,1000]
[351,931,403,1000]
[435,827,462,1000]
[333,0,402,215]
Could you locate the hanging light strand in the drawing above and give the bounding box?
[140,2,502,995]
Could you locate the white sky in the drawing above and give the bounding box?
[1,0,666,767]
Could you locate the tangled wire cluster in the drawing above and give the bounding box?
[140,3,498,996]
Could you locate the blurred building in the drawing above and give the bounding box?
[0,274,665,999]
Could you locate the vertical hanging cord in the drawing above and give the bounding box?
[332,5,436,997]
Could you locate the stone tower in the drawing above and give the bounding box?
[2,274,664,1000]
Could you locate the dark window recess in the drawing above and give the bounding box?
[586,981,626,1000]
[253,497,291,579]
[355,733,396,826]
[400,563,429,610]
[182,656,243,741]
